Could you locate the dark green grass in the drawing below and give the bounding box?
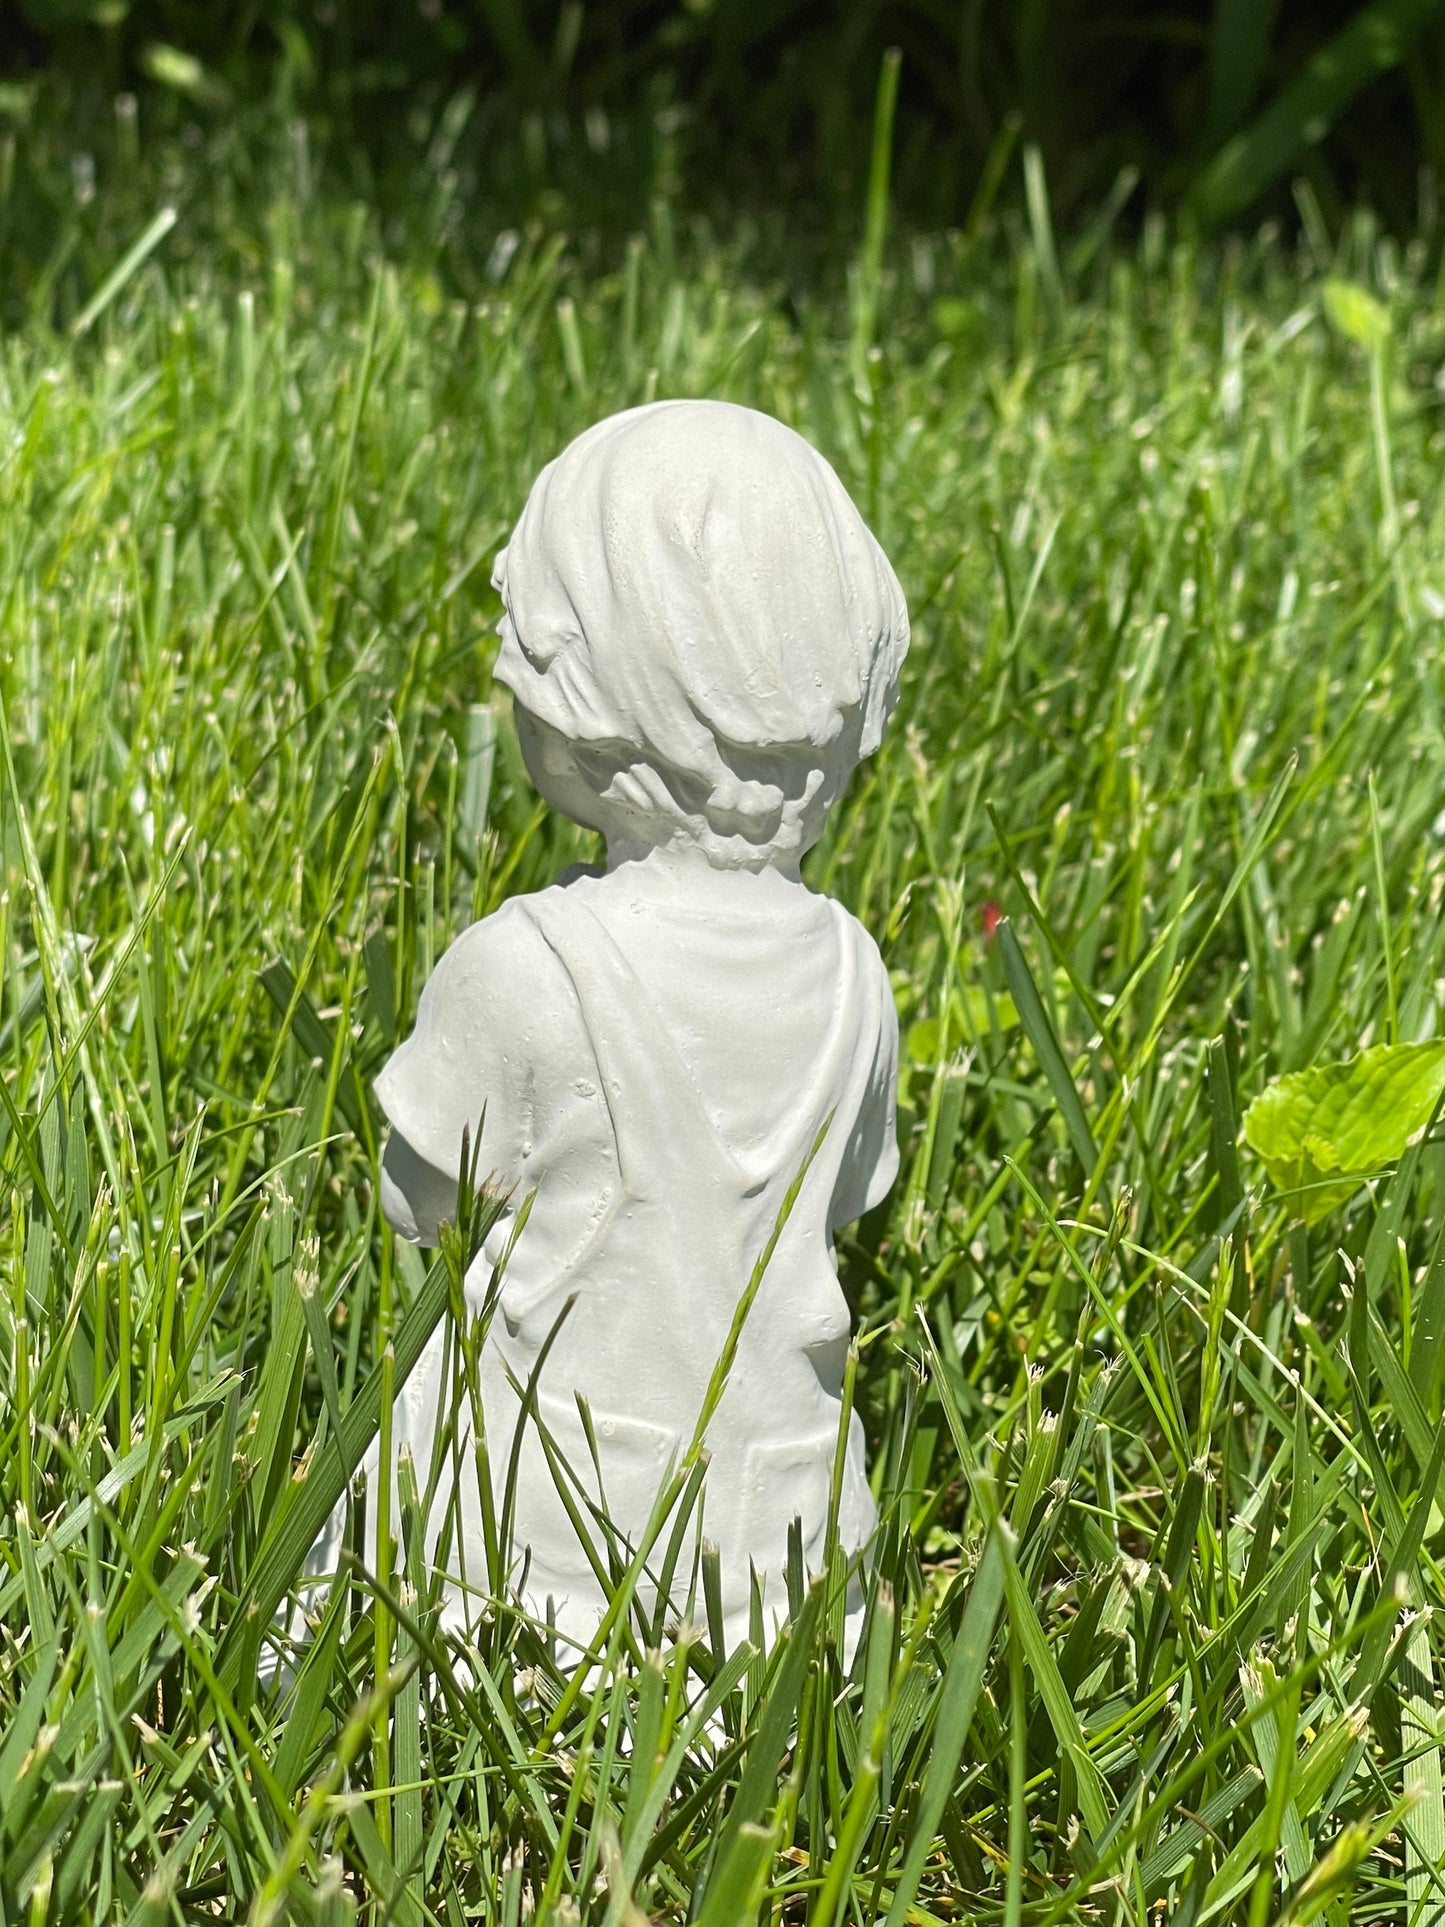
[11,0,1445,231]
[2,136,1445,1923]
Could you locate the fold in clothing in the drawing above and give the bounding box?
[355,870,899,1657]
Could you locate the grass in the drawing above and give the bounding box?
[12,0,1445,232]
[3,111,1445,1925]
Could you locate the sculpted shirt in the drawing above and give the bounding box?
[373,859,899,1649]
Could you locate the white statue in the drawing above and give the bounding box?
[373,400,908,1659]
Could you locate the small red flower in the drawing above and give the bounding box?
[980,900,1002,941]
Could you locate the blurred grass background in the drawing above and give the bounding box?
[7,0,1445,258]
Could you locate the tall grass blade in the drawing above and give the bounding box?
[1192,0,1445,225]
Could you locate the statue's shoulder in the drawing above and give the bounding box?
[416,890,579,1031]
[444,884,574,958]
[817,891,891,986]
[375,889,588,1170]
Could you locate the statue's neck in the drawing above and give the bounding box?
[602,840,804,892]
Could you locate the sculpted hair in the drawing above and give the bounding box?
[491,400,909,868]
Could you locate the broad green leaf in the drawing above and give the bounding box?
[1242,1039,1445,1223]
[906,985,1020,1065]
[1322,279,1390,350]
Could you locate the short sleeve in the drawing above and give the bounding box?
[373,899,565,1191]
[829,930,900,1230]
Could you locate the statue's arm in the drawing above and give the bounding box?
[372,903,541,1244]
[829,941,901,1230]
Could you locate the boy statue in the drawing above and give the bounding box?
[372,400,908,1659]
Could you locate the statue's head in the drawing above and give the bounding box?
[491,400,908,873]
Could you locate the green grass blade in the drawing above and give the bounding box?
[883,1530,1008,1927]
[997,921,1098,1178]
[1192,0,1445,225]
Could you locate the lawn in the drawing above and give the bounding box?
[2,128,1445,1924]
